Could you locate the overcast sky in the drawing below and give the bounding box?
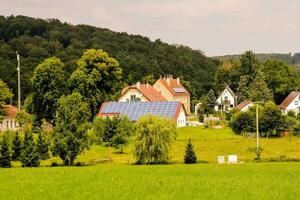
[1,0,300,56]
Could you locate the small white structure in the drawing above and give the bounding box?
[215,86,237,112]
[228,155,238,164]
[279,91,300,115]
[217,156,225,164]
[0,105,19,132]
[236,100,253,112]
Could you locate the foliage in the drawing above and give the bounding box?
[36,131,49,160]
[206,89,217,114]
[0,79,13,119]
[0,133,12,167]
[134,115,176,164]
[142,74,156,85]
[31,57,66,124]
[230,111,255,134]
[0,15,219,103]
[69,49,122,118]
[94,116,134,152]
[184,139,197,164]
[12,132,22,161]
[16,110,33,130]
[52,92,90,166]
[20,130,40,167]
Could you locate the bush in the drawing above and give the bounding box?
[184,139,197,164]
[134,115,176,164]
[230,111,255,134]
[12,132,22,161]
[20,130,40,167]
[36,131,50,160]
[0,133,12,168]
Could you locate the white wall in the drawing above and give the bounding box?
[0,117,18,132]
[118,89,149,102]
[215,88,236,111]
[240,103,253,112]
[283,94,300,115]
[176,107,187,127]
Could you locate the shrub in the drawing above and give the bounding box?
[20,130,40,167]
[36,131,50,160]
[184,139,197,164]
[0,133,12,168]
[12,132,22,161]
[134,115,176,164]
[230,111,255,134]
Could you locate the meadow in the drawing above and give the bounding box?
[2,126,300,199]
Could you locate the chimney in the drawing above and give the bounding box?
[166,77,171,86]
[136,82,140,89]
[176,77,180,85]
[146,83,149,88]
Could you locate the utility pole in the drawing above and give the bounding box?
[256,103,259,153]
[16,51,21,110]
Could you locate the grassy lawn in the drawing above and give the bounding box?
[1,163,300,200]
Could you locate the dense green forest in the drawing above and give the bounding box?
[0,15,219,103]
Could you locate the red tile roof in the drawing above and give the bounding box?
[236,100,252,110]
[4,105,19,117]
[120,84,167,101]
[279,91,300,109]
[156,78,190,96]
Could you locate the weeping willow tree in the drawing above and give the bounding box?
[134,115,177,164]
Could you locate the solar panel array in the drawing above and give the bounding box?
[172,87,186,93]
[101,101,180,121]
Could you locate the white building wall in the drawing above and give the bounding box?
[0,117,18,132]
[283,94,300,115]
[118,89,149,102]
[176,107,187,127]
[240,103,254,112]
[215,89,236,112]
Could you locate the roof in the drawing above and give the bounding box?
[236,100,252,110]
[3,105,19,117]
[279,91,300,109]
[98,101,184,121]
[225,86,236,98]
[155,78,190,96]
[120,84,166,101]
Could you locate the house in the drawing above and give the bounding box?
[0,105,19,131]
[98,101,187,127]
[118,82,166,102]
[236,100,253,112]
[279,91,300,115]
[214,86,237,112]
[153,76,190,114]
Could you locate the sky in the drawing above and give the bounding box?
[1,0,300,56]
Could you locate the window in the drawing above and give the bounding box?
[295,101,299,106]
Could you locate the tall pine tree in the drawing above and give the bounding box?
[36,132,49,160]
[20,130,40,167]
[206,89,217,114]
[184,139,197,164]
[0,133,12,168]
[12,132,22,161]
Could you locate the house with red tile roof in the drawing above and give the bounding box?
[236,100,253,112]
[118,82,166,102]
[153,76,191,114]
[0,105,20,131]
[279,91,300,115]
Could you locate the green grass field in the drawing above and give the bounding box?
[2,126,300,199]
[1,163,300,200]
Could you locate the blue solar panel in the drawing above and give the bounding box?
[101,101,180,121]
[172,87,186,93]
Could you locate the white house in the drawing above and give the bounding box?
[279,91,300,115]
[236,100,253,112]
[214,86,237,112]
[98,101,187,127]
[0,105,19,132]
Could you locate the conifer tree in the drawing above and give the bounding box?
[20,130,40,167]
[0,133,12,168]
[12,132,22,161]
[184,139,197,164]
[206,89,216,114]
[36,132,49,160]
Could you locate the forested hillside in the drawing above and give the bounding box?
[0,15,219,102]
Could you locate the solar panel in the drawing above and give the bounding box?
[100,101,180,121]
[172,87,186,93]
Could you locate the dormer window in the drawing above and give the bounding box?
[295,101,299,106]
